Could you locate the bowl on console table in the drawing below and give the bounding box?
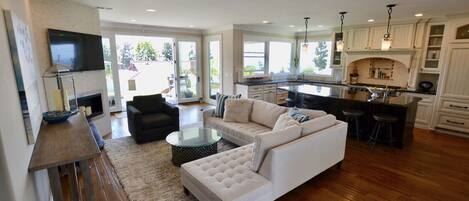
[42,111,72,124]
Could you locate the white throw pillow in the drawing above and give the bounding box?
[300,114,337,136]
[273,113,300,131]
[223,99,253,123]
[251,125,302,172]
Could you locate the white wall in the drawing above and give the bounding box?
[0,0,50,200]
[30,0,112,135]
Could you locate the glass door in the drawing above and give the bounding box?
[208,39,221,100]
[176,41,201,103]
[102,36,122,112]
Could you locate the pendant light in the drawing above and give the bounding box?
[381,4,396,51]
[302,17,310,52]
[336,12,347,52]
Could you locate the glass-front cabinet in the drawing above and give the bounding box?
[421,24,446,73]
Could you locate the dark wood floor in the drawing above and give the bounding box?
[64,103,469,201]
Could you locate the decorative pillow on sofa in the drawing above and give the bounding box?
[250,100,288,128]
[213,93,241,117]
[300,114,337,136]
[288,107,310,123]
[223,99,253,123]
[251,125,302,172]
[288,107,327,121]
[273,113,300,131]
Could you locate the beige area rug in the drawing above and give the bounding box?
[105,136,237,201]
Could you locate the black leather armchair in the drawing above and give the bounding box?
[127,94,179,144]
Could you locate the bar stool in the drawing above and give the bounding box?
[342,109,364,140]
[368,114,398,148]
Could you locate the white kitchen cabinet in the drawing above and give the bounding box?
[235,84,277,104]
[421,23,447,73]
[404,92,435,129]
[435,43,469,134]
[390,24,415,49]
[369,26,387,50]
[346,28,370,51]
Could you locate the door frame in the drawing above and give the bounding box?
[204,35,223,105]
[101,33,123,112]
[174,37,202,103]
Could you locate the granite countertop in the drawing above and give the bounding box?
[236,80,437,95]
[278,84,422,107]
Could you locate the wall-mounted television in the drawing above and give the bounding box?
[48,29,104,72]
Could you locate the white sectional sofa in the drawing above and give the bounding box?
[181,100,348,201]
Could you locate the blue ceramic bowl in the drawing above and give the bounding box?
[43,111,72,124]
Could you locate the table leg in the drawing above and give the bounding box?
[47,166,64,201]
[66,163,80,201]
[79,160,94,201]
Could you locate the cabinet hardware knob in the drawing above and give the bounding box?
[446,120,464,125]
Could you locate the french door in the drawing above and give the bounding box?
[175,40,201,103]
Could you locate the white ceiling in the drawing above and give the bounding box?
[73,0,469,32]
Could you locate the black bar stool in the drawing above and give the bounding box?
[368,114,398,148]
[342,109,364,140]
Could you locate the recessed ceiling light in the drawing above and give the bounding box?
[317,25,324,28]
[189,25,195,28]
[97,6,113,10]
[130,19,137,22]
[415,13,423,17]
[368,19,375,22]
[262,20,270,24]
[146,9,156,12]
[289,25,295,28]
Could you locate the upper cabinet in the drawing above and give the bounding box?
[421,23,446,73]
[446,17,469,44]
[344,24,415,51]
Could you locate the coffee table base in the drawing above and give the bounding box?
[171,142,218,166]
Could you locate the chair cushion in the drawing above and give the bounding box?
[224,99,253,123]
[214,93,242,118]
[141,113,173,130]
[205,117,271,145]
[251,126,302,172]
[181,144,272,201]
[300,114,337,136]
[133,94,164,114]
[272,113,299,131]
[250,100,287,128]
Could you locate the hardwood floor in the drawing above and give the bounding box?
[65,103,469,201]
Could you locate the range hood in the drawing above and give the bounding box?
[345,49,415,69]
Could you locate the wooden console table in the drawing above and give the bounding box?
[28,112,101,201]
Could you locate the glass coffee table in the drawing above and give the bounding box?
[166,127,222,166]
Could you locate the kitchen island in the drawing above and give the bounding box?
[279,84,421,148]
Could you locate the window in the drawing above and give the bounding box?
[208,40,221,99]
[299,41,333,76]
[243,41,265,76]
[269,42,292,73]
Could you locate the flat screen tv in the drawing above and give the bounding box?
[48,29,104,72]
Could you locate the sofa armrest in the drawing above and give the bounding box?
[127,104,143,135]
[162,102,179,127]
[258,121,348,199]
[202,108,216,124]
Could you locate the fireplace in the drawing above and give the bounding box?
[77,93,103,119]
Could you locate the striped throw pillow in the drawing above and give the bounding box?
[213,93,242,117]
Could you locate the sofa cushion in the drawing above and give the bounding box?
[214,93,242,118]
[288,108,327,119]
[250,100,287,128]
[251,126,302,172]
[224,99,253,123]
[205,117,271,145]
[133,94,164,114]
[141,113,173,129]
[181,144,272,201]
[300,114,337,136]
[273,113,299,131]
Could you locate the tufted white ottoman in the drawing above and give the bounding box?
[181,144,273,201]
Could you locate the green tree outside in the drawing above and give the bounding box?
[120,43,133,69]
[162,42,173,61]
[313,41,329,70]
[135,41,157,62]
